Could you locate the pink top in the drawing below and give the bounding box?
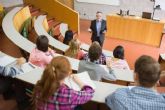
[76,50,85,60]
[29,48,55,68]
[107,58,130,70]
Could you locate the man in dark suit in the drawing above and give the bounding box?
[89,11,107,47]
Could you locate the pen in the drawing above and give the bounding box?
[28,63,35,68]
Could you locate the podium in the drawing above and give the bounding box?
[106,14,165,47]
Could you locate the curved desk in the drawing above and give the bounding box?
[15,68,126,103]
[3,8,133,82]
[34,15,69,52]
[2,7,35,53]
[35,15,113,57]
[33,15,134,82]
[2,7,79,71]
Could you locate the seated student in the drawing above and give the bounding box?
[65,39,85,60]
[0,57,25,77]
[0,57,25,99]
[78,42,116,81]
[106,55,165,110]
[29,35,55,68]
[106,45,130,70]
[83,42,106,65]
[32,56,94,110]
[63,30,74,45]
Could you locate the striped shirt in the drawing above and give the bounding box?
[0,66,20,77]
[106,86,165,110]
[35,84,94,110]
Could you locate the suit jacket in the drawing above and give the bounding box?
[90,19,107,42]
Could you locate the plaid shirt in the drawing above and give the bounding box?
[83,53,106,65]
[0,66,20,77]
[36,84,94,110]
[106,86,165,110]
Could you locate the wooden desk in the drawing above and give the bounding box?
[106,15,164,47]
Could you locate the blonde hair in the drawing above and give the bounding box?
[32,56,72,102]
[65,39,81,58]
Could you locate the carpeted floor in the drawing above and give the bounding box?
[79,19,165,69]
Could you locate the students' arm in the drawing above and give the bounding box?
[72,75,85,89]
[0,57,25,77]
[69,75,95,104]
[44,50,55,64]
[70,86,94,105]
[0,66,20,77]
[101,66,117,81]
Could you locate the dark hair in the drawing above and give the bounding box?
[89,41,102,62]
[113,45,124,59]
[63,30,73,45]
[36,35,49,52]
[96,11,102,14]
[135,55,161,88]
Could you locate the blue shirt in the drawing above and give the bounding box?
[0,66,20,77]
[96,20,102,36]
[106,86,165,110]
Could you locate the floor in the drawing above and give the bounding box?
[0,19,165,110]
[79,19,165,69]
[0,95,18,110]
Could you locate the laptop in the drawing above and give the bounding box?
[142,12,152,19]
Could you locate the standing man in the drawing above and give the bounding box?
[89,11,107,47]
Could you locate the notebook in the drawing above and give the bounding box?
[20,63,36,73]
[64,71,96,91]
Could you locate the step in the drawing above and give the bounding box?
[53,24,61,36]
[30,7,40,13]
[31,11,47,17]
[48,20,61,29]
[47,17,55,22]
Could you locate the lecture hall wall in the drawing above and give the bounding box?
[75,0,165,20]
[0,0,165,20]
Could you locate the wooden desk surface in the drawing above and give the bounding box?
[106,15,164,47]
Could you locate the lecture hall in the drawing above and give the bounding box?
[0,0,165,110]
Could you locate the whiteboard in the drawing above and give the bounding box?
[155,0,165,10]
[76,0,120,6]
